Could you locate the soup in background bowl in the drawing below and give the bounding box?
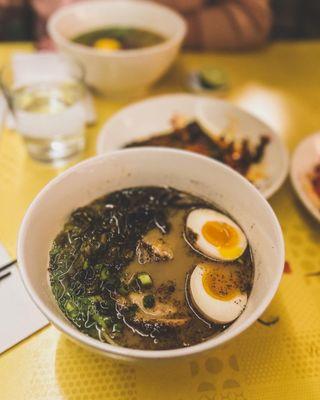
[18,148,284,361]
[72,26,166,50]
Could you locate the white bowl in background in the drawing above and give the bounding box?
[290,132,320,222]
[18,148,284,361]
[48,0,186,96]
[96,94,289,199]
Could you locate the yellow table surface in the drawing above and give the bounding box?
[0,41,319,400]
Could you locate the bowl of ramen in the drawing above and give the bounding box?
[18,148,284,361]
[48,0,186,96]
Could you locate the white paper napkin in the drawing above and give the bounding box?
[0,243,48,354]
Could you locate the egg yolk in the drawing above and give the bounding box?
[94,38,121,51]
[201,221,242,259]
[202,265,241,301]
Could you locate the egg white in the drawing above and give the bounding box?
[190,264,247,324]
[185,208,247,261]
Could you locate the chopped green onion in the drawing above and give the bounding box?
[143,294,155,309]
[93,314,107,329]
[88,295,103,303]
[94,263,104,271]
[104,316,113,328]
[112,322,123,333]
[118,284,129,296]
[100,267,110,281]
[65,300,76,313]
[69,310,79,319]
[136,272,153,290]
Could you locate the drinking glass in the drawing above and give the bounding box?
[0,57,86,162]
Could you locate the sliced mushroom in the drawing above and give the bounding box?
[129,293,190,329]
[129,292,177,318]
[136,235,173,264]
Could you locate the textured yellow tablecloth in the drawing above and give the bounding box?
[0,42,319,400]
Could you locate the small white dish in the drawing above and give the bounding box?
[96,93,289,199]
[185,70,228,95]
[18,148,284,361]
[290,132,320,222]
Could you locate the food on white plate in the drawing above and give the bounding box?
[124,119,270,184]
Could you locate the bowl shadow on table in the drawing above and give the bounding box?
[54,299,293,400]
[89,60,185,102]
[54,334,245,400]
[55,335,137,400]
[289,185,320,236]
[271,177,319,234]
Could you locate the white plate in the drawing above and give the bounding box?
[96,93,289,199]
[290,132,320,222]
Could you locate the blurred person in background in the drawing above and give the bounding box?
[0,0,33,41]
[0,0,319,50]
[31,0,273,50]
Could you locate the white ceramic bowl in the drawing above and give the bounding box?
[96,94,289,199]
[18,148,284,361]
[48,0,186,96]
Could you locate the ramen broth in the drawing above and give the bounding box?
[72,27,166,50]
[49,187,254,350]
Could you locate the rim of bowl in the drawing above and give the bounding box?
[48,0,187,59]
[18,148,285,360]
[96,93,289,200]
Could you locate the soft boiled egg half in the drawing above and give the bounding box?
[190,263,248,324]
[185,208,247,261]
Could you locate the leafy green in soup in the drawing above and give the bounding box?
[72,26,166,50]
